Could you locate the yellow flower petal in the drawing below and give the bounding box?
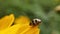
[0,24,29,34]
[0,24,21,34]
[0,15,40,34]
[15,16,30,25]
[33,29,40,34]
[0,14,14,30]
[20,26,40,34]
[0,24,40,34]
[14,16,40,34]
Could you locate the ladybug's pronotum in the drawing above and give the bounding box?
[30,18,41,26]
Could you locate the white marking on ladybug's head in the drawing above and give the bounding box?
[33,18,41,22]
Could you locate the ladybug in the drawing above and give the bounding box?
[30,18,41,26]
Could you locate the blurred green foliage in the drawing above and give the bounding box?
[0,0,60,34]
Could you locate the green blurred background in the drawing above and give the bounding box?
[0,0,60,34]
